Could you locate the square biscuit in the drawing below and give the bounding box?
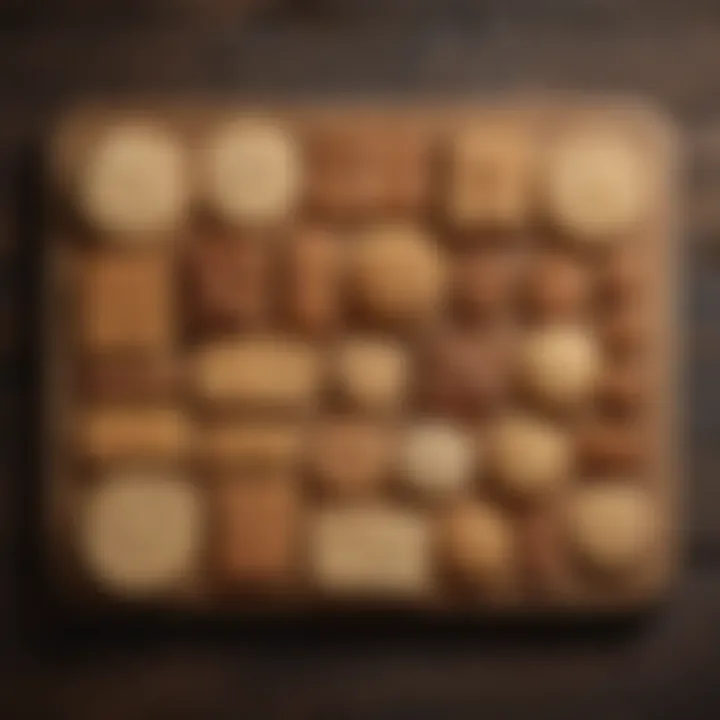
[309,507,432,596]
[80,251,174,352]
[448,123,533,227]
[213,474,299,585]
[191,338,321,407]
[77,406,189,461]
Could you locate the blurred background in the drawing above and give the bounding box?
[2,1,720,718]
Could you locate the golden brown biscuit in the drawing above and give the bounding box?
[284,228,343,333]
[545,127,651,241]
[334,338,409,410]
[438,503,515,589]
[76,121,189,238]
[201,119,301,226]
[401,422,475,499]
[521,325,601,408]
[488,415,572,501]
[80,471,202,595]
[448,123,533,227]
[183,230,271,335]
[81,252,174,352]
[213,474,299,585]
[350,224,445,324]
[309,507,431,596]
[567,484,659,574]
[310,417,394,498]
[191,338,320,407]
[78,407,189,461]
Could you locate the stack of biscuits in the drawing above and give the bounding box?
[46,103,678,612]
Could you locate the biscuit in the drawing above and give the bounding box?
[78,407,189,461]
[76,122,188,238]
[401,422,474,498]
[350,224,445,323]
[202,119,301,226]
[213,474,298,585]
[311,417,393,498]
[191,338,320,407]
[284,228,343,333]
[335,339,409,410]
[488,416,572,500]
[438,503,514,588]
[448,123,533,227]
[184,230,271,334]
[81,252,174,352]
[567,484,658,574]
[196,422,303,468]
[310,507,431,596]
[521,325,600,408]
[545,127,651,241]
[80,471,202,595]
[525,254,590,320]
[307,125,429,215]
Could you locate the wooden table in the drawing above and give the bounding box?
[2,2,720,718]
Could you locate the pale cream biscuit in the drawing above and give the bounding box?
[567,484,659,574]
[351,224,445,323]
[438,503,514,588]
[488,415,572,500]
[310,507,431,596]
[78,407,189,461]
[80,472,202,595]
[448,123,533,227]
[77,122,188,237]
[335,338,409,410]
[191,338,320,407]
[311,417,394,498]
[521,325,600,408]
[401,422,475,499]
[202,119,301,226]
[545,127,651,240]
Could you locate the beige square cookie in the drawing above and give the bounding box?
[213,474,299,585]
[309,507,431,596]
[191,338,321,407]
[80,251,174,352]
[78,407,189,461]
[448,123,533,227]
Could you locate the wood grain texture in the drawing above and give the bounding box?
[1,8,720,719]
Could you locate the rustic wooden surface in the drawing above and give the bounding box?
[3,2,720,718]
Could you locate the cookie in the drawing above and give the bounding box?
[488,416,572,501]
[309,507,431,596]
[521,325,600,408]
[78,407,188,461]
[567,484,659,574]
[438,503,515,589]
[184,230,271,335]
[76,121,188,238]
[525,253,590,320]
[196,422,303,468]
[202,119,301,226]
[310,417,394,498]
[334,339,409,410]
[80,471,202,595]
[213,474,299,586]
[284,228,343,333]
[401,422,475,499]
[350,224,445,324]
[81,251,174,353]
[545,126,651,241]
[306,125,429,215]
[191,338,320,407]
[448,123,533,227]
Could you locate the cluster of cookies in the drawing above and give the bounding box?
[52,108,672,608]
